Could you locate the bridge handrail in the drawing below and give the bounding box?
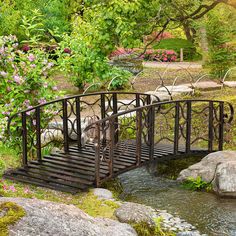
[8,91,156,119]
[84,99,234,132]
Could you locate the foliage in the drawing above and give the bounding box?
[0,202,26,236]
[182,176,212,191]
[119,116,137,140]
[56,31,132,90]
[153,38,198,60]
[205,12,236,78]
[0,0,70,41]
[20,9,45,45]
[0,35,58,143]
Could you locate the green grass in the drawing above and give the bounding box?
[0,142,119,219]
[153,38,200,61]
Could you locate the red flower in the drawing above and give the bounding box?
[63,48,71,54]
[22,45,30,52]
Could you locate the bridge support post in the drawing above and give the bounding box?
[174,102,180,155]
[62,99,69,153]
[100,93,107,145]
[76,97,82,148]
[208,101,214,152]
[219,102,224,151]
[112,93,119,144]
[22,112,28,167]
[185,101,192,154]
[109,118,115,177]
[95,123,101,187]
[136,109,142,166]
[36,107,42,161]
[148,106,155,161]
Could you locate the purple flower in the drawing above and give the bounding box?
[28,53,35,62]
[13,75,21,84]
[30,64,36,68]
[52,86,58,91]
[38,98,46,104]
[47,62,54,69]
[9,185,16,192]
[0,71,7,77]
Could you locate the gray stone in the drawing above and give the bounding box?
[177,231,201,236]
[185,81,221,90]
[177,151,236,198]
[93,188,114,200]
[145,91,172,101]
[157,85,193,94]
[223,81,236,88]
[213,161,236,197]
[0,197,137,236]
[114,202,157,225]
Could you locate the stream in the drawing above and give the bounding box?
[118,166,236,236]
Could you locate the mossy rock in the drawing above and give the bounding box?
[0,202,25,236]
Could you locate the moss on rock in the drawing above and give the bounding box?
[0,202,25,236]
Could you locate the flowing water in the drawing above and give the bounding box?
[118,166,236,236]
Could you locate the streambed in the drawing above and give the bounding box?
[118,166,236,236]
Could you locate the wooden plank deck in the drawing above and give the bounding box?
[3,142,208,193]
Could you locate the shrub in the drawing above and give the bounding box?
[0,35,57,143]
[57,34,132,90]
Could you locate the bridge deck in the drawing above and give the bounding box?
[4,142,207,193]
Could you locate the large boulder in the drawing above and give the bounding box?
[0,197,137,236]
[177,151,236,197]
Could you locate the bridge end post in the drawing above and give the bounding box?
[95,123,101,187]
[174,102,180,155]
[218,102,224,151]
[22,112,28,167]
[185,101,192,154]
[148,106,155,161]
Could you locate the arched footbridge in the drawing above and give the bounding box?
[5,92,234,193]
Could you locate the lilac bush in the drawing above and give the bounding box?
[0,35,57,140]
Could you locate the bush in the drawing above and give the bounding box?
[153,38,198,61]
[0,35,57,143]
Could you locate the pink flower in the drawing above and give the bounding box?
[9,185,16,192]
[38,98,46,104]
[28,53,35,62]
[30,64,36,68]
[52,86,58,91]
[24,187,30,194]
[13,75,21,84]
[3,184,8,191]
[0,71,7,77]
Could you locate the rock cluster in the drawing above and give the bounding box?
[114,202,203,235]
[177,151,236,198]
[0,197,136,236]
